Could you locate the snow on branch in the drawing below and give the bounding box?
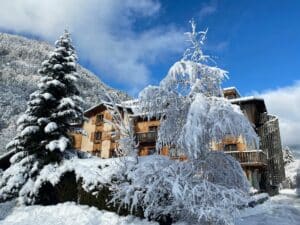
[46,136,69,152]
[179,94,258,159]
[183,19,209,63]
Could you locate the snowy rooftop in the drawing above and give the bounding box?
[223,86,242,98]
[229,96,265,103]
[84,101,133,116]
[229,96,267,113]
[223,86,238,91]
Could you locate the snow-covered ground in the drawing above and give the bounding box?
[0,190,299,225]
[0,202,159,225]
[236,189,300,225]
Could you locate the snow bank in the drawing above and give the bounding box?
[279,188,298,196]
[0,200,16,220]
[22,156,124,197]
[0,202,158,225]
[236,191,300,225]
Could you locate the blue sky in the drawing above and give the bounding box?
[139,0,300,96]
[1,0,299,95]
[0,0,300,147]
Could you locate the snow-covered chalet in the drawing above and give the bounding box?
[71,87,285,195]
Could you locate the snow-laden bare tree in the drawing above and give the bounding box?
[282,146,295,166]
[139,20,258,159]
[113,20,258,225]
[0,31,83,203]
[102,93,139,159]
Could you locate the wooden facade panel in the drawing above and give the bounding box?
[101,140,111,158]
[80,116,96,152]
[71,133,82,149]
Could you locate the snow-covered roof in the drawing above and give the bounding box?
[83,101,109,114]
[121,99,139,106]
[223,86,241,98]
[229,96,267,113]
[129,111,162,118]
[84,101,133,116]
[223,86,237,91]
[229,96,265,103]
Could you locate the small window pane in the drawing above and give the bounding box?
[94,131,102,140]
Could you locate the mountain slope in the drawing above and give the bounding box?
[0,33,129,155]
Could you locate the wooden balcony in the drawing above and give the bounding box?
[136,131,157,143]
[225,150,267,167]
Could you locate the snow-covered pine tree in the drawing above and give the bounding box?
[0,31,83,202]
[37,30,83,159]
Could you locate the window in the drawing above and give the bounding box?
[148,147,156,155]
[96,114,104,124]
[94,131,102,142]
[224,144,237,152]
[149,126,157,132]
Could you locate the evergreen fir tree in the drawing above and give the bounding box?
[0,31,83,202]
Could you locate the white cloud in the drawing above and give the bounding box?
[0,0,185,93]
[198,0,217,20]
[258,81,300,148]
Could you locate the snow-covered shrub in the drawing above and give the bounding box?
[112,155,249,225]
[196,151,250,192]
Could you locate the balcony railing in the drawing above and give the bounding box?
[136,131,157,143]
[225,150,267,166]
